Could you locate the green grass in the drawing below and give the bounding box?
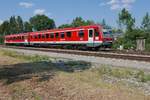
[97,66,150,82]
[1,50,50,62]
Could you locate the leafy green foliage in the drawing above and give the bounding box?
[118,8,135,31]
[30,15,56,31]
[141,12,150,31]
[23,21,32,32]
[58,24,72,29]
[58,17,95,28]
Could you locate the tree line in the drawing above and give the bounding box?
[114,8,150,51]
[0,8,150,51]
[0,15,108,43]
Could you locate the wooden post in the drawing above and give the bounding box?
[136,37,145,51]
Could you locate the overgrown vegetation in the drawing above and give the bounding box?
[97,66,150,82]
[0,50,149,99]
[113,9,150,51]
[1,50,50,62]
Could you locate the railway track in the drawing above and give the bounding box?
[1,45,150,62]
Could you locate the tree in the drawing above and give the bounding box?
[30,15,56,31]
[118,8,135,31]
[9,16,18,34]
[17,16,24,33]
[58,24,72,29]
[0,21,10,35]
[58,17,95,28]
[71,17,86,27]
[24,22,32,32]
[141,12,150,31]
[100,19,111,29]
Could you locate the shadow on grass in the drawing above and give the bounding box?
[0,60,91,85]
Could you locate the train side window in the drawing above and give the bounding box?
[78,30,84,37]
[38,34,41,39]
[34,35,37,39]
[42,34,45,38]
[50,33,54,38]
[66,32,71,37]
[55,33,59,38]
[22,36,24,40]
[61,32,65,38]
[89,30,93,37]
[46,34,49,39]
[95,29,99,37]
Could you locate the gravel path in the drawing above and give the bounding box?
[1,47,150,71]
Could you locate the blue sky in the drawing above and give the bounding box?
[0,0,149,27]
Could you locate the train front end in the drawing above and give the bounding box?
[101,29,114,48]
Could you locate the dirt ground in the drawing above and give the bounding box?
[0,51,149,100]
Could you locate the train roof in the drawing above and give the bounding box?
[30,25,102,34]
[5,33,28,38]
[5,25,102,37]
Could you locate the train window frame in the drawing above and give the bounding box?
[66,32,72,38]
[42,34,45,39]
[34,35,37,39]
[38,34,41,39]
[50,33,54,38]
[61,32,65,38]
[89,30,93,37]
[46,34,49,39]
[55,33,59,38]
[95,29,99,37]
[78,30,84,37]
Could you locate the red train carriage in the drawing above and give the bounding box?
[5,33,29,45]
[4,25,113,49]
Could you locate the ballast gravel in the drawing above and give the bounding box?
[1,47,150,71]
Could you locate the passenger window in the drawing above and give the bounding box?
[95,30,99,37]
[50,33,54,38]
[38,34,41,39]
[55,33,59,38]
[34,35,37,39]
[61,32,65,38]
[89,30,93,37]
[66,32,71,37]
[42,34,45,38]
[46,34,49,38]
[78,30,84,37]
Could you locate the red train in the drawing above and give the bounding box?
[4,25,113,50]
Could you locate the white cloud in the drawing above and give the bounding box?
[107,0,119,5]
[34,9,52,17]
[0,20,3,25]
[34,9,46,15]
[110,4,120,10]
[100,0,136,10]
[19,2,34,8]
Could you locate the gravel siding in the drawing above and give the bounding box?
[1,47,150,71]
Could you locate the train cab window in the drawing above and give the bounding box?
[55,33,59,38]
[89,30,93,37]
[46,34,49,39]
[78,30,84,37]
[50,33,54,38]
[66,32,71,38]
[61,32,65,38]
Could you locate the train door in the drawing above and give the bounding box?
[88,29,94,47]
[24,35,28,45]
